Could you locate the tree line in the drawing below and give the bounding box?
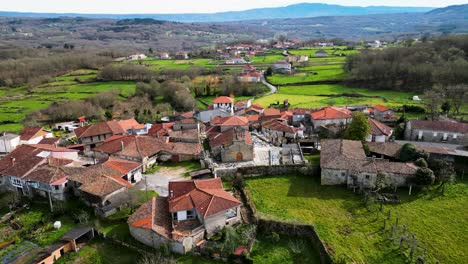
[344,35,468,92]
[0,52,112,87]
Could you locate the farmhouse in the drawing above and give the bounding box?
[209,128,253,163]
[233,99,253,112]
[372,105,396,122]
[273,61,292,74]
[212,96,234,115]
[68,157,142,216]
[320,139,418,188]
[128,178,241,254]
[160,52,170,59]
[310,107,353,128]
[238,71,262,83]
[367,118,393,142]
[0,144,81,200]
[404,120,468,144]
[261,119,304,143]
[211,116,249,132]
[128,54,147,60]
[74,120,126,152]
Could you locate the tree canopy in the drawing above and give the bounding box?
[343,112,370,141]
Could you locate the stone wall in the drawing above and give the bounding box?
[129,226,185,254]
[221,141,254,163]
[214,164,319,178]
[239,187,332,264]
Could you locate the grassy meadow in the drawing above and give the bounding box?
[0,70,136,133]
[246,175,468,264]
[254,84,422,109]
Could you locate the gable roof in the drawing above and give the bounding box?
[23,158,80,185]
[262,119,298,134]
[19,127,49,141]
[219,116,249,127]
[168,178,241,218]
[209,128,252,149]
[374,104,391,112]
[118,118,146,131]
[213,96,234,104]
[128,197,172,239]
[0,145,78,179]
[410,120,468,133]
[74,120,125,139]
[263,108,281,116]
[311,107,352,120]
[369,118,393,136]
[93,135,170,160]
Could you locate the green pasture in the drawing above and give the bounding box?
[267,65,346,85]
[246,175,468,264]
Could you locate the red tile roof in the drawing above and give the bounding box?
[93,135,170,160]
[311,107,352,120]
[262,119,298,134]
[19,127,49,141]
[263,108,281,116]
[37,137,60,145]
[128,197,173,239]
[247,115,260,122]
[118,118,146,131]
[220,116,249,127]
[369,118,393,136]
[374,104,391,112]
[147,123,174,137]
[213,96,234,104]
[168,178,241,218]
[74,120,125,139]
[209,128,252,149]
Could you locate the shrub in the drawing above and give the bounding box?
[415,158,428,168]
[415,167,435,186]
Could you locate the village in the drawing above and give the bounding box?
[0,32,466,264]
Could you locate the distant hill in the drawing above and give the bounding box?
[0,3,435,22]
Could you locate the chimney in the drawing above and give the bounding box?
[10,157,15,166]
[121,141,125,151]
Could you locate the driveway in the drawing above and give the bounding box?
[136,167,187,197]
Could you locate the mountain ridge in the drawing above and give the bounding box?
[0,3,435,22]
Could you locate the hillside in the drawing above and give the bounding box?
[0,3,434,22]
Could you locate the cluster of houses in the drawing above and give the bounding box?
[1,92,467,256]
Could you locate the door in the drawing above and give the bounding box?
[236,152,243,162]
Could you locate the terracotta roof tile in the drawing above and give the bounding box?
[263,108,281,116]
[369,118,393,136]
[311,107,352,120]
[74,121,125,139]
[118,118,146,131]
[213,96,234,104]
[168,178,241,218]
[93,135,169,160]
[128,197,173,239]
[19,127,49,141]
[262,119,298,134]
[209,128,252,149]
[374,104,390,112]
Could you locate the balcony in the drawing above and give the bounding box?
[172,219,205,238]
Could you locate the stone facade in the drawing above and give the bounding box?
[321,168,414,188]
[220,140,253,163]
[405,122,467,144]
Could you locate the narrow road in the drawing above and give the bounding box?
[262,78,278,95]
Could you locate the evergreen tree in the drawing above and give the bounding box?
[343,112,370,141]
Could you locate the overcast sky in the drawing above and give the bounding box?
[1,0,465,14]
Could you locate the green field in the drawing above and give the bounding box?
[254,84,421,109]
[246,175,468,264]
[0,71,136,133]
[267,64,346,85]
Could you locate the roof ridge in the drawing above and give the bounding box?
[204,195,215,217]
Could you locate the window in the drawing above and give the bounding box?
[341,172,345,177]
[433,132,437,137]
[443,133,448,140]
[453,134,458,139]
[365,175,370,180]
[225,208,237,219]
[172,212,178,221]
[187,210,195,219]
[55,185,60,190]
[64,183,68,187]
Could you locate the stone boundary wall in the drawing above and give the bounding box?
[239,186,332,264]
[215,164,320,178]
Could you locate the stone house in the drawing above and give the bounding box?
[238,71,262,83]
[291,108,312,126]
[310,107,353,128]
[209,128,253,163]
[244,104,264,115]
[320,139,418,188]
[0,144,81,200]
[128,178,241,254]
[92,135,170,172]
[67,157,142,216]
[234,99,253,114]
[160,52,170,59]
[19,126,53,145]
[261,119,304,144]
[404,120,468,144]
[74,120,126,152]
[211,116,249,132]
[175,52,189,60]
[273,61,292,74]
[372,105,396,122]
[366,118,393,142]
